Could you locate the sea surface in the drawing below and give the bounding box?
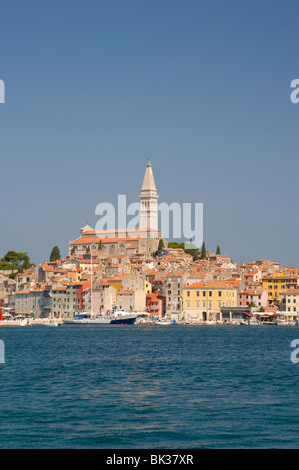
[0,323,299,449]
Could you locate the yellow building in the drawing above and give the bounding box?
[144,280,152,295]
[183,280,238,323]
[262,273,298,304]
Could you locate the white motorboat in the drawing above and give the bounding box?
[154,319,173,325]
[44,321,61,327]
[20,319,32,326]
[248,318,260,325]
[275,317,288,325]
[64,310,138,325]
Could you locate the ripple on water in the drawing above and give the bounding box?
[0,325,299,448]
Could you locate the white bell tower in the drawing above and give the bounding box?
[139,157,158,232]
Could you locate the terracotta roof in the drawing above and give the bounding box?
[185,280,239,289]
[70,236,141,245]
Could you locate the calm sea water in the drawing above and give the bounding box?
[0,324,298,449]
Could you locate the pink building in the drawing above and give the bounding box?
[244,270,262,285]
[146,293,166,318]
[238,288,267,308]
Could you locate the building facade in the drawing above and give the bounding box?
[262,273,298,304]
[182,280,239,323]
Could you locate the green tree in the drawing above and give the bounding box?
[216,245,221,255]
[71,247,75,255]
[200,241,206,259]
[259,306,265,312]
[50,246,61,262]
[86,246,90,253]
[167,241,199,261]
[0,251,33,278]
[98,240,102,251]
[158,239,164,251]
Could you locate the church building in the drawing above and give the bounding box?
[68,159,166,256]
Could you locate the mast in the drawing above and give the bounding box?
[90,251,93,315]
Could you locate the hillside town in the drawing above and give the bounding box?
[1,161,298,325]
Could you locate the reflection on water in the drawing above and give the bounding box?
[0,325,298,448]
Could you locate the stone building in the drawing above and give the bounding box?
[68,160,166,256]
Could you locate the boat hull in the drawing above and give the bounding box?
[64,314,137,325]
[110,317,136,325]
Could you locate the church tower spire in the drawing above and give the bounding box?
[139,158,158,231]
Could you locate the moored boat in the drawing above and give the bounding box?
[154,319,173,325]
[64,310,138,325]
[275,317,288,325]
[248,318,260,325]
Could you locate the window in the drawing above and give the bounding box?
[209,301,212,309]
[196,291,200,297]
[196,301,200,308]
[187,291,190,297]
[187,301,190,308]
[209,291,212,297]
[203,301,206,308]
[203,291,206,297]
[218,301,221,308]
[218,291,222,297]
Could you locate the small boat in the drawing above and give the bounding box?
[248,318,260,325]
[154,319,173,325]
[135,317,154,325]
[44,321,60,327]
[20,319,32,326]
[275,318,288,325]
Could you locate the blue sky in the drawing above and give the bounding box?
[0,0,298,266]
